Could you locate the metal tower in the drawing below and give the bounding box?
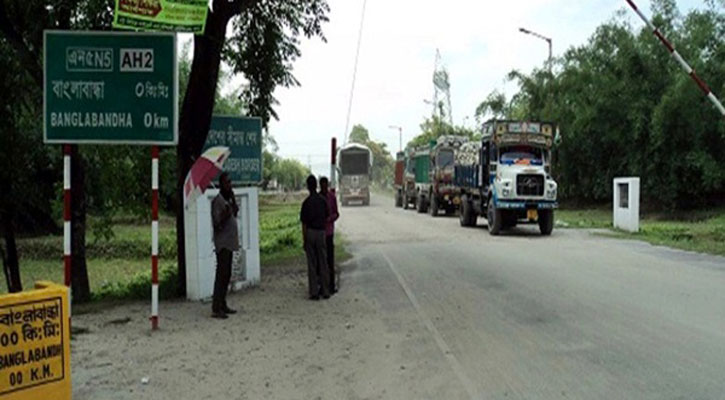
[432,49,453,126]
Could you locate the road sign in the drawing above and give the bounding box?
[204,116,263,184]
[44,31,178,145]
[113,0,209,34]
[0,282,71,400]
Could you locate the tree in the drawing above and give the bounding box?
[174,0,329,295]
[0,0,114,299]
[348,124,395,188]
[274,158,310,191]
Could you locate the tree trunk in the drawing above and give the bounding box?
[1,207,22,293]
[70,145,91,302]
[175,6,233,296]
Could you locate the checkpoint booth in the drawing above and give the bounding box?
[613,177,640,233]
[184,187,260,300]
[184,116,262,301]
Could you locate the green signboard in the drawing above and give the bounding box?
[204,116,263,185]
[44,31,177,145]
[113,0,208,33]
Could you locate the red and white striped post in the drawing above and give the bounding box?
[626,0,725,118]
[330,137,337,192]
[150,146,160,330]
[63,145,72,318]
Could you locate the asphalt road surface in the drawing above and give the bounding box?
[337,193,725,399]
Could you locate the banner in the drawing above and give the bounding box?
[113,0,209,34]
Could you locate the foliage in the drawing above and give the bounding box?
[273,158,311,191]
[477,1,725,209]
[223,0,330,128]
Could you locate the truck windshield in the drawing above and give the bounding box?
[436,150,454,168]
[340,152,369,175]
[500,147,543,165]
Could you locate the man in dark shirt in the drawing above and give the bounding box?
[300,175,330,300]
[211,172,239,319]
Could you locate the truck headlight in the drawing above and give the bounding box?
[502,188,511,197]
[546,188,557,199]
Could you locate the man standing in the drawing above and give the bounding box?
[319,177,339,294]
[300,175,330,300]
[211,172,239,319]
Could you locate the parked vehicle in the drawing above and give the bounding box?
[455,120,558,235]
[338,143,373,206]
[427,135,468,217]
[402,145,431,212]
[394,151,405,207]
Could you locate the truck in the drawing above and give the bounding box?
[338,143,373,206]
[394,151,405,207]
[455,120,558,235]
[426,135,468,217]
[401,145,431,212]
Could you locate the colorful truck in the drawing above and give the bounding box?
[455,120,558,235]
[401,145,431,211]
[427,135,468,217]
[338,143,373,206]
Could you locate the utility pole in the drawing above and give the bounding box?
[519,27,552,68]
[388,125,403,152]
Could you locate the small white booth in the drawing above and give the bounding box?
[613,177,640,233]
[184,187,260,301]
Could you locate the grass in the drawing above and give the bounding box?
[556,207,725,257]
[3,199,351,297]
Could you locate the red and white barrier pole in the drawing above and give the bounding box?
[63,145,72,320]
[150,146,160,330]
[625,0,725,117]
[330,137,337,192]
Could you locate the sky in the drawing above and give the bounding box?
[234,0,707,176]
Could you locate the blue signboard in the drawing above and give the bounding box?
[204,116,263,184]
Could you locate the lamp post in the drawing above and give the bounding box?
[519,27,552,65]
[388,125,403,152]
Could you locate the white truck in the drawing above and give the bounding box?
[455,120,558,235]
[337,143,373,206]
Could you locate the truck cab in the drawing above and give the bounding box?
[456,120,558,235]
[401,146,430,211]
[394,151,405,207]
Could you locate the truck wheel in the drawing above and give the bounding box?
[430,196,439,217]
[403,193,409,210]
[395,192,402,208]
[487,200,502,235]
[539,210,554,236]
[459,195,475,227]
[417,195,426,213]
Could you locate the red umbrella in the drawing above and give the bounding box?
[183,146,231,208]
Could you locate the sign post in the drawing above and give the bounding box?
[113,0,209,34]
[203,116,263,185]
[44,30,178,330]
[0,282,72,400]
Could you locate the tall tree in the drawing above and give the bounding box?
[174,0,329,295]
[0,0,114,299]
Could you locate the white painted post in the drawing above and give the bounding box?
[613,177,640,232]
[151,146,159,330]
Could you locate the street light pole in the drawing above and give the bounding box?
[388,125,403,152]
[519,27,552,65]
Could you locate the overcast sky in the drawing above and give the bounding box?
[243,0,707,175]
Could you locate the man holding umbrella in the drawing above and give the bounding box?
[211,172,239,319]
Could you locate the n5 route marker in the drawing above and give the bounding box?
[44,30,178,145]
[0,282,71,400]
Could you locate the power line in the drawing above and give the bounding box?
[343,0,368,144]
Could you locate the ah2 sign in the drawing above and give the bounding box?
[120,49,154,72]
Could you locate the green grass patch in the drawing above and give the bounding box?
[4,200,351,299]
[557,206,725,256]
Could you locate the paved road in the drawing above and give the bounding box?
[337,194,725,399]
